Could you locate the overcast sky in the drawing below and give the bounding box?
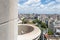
[18,0,60,14]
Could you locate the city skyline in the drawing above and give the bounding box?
[18,0,60,14]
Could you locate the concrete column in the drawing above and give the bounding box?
[0,0,18,40]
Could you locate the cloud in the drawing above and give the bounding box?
[31,3,41,7]
[56,0,60,2]
[24,0,41,5]
[18,0,60,14]
[19,0,28,4]
[45,0,52,3]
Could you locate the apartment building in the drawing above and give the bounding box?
[47,35,60,40]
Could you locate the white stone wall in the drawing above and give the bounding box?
[0,0,18,40]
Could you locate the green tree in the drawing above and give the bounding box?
[22,18,28,24]
[41,22,47,29]
[32,19,39,24]
[48,28,54,35]
[33,19,47,29]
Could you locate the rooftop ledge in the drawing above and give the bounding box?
[17,24,41,40]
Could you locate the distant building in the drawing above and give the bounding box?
[53,21,60,35]
[38,14,48,23]
[48,18,55,30]
[47,35,60,40]
[57,15,60,20]
[48,14,57,20]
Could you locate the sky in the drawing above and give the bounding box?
[18,0,60,14]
